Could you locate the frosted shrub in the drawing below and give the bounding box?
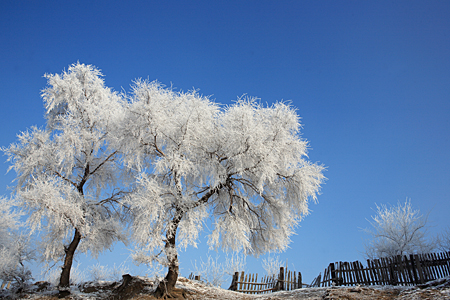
[191,256,225,287]
[87,263,109,282]
[109,263,130,281]
[262,255,283,277]
[191,254,246,287]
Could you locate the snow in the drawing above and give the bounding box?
[2,276,450,299]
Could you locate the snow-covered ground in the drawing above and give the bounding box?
[2,275,450,299]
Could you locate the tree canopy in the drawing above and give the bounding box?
[3,63,325,297]
[119,79,325,296]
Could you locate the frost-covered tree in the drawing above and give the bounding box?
[0,197,34,292]
[3,63,130,293]
[120,80,325,297]
[363,199,435,259]
[436,227,450,252]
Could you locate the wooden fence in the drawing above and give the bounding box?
[315,251,450,287]
[228,267,302,294]
[1,281,11,290]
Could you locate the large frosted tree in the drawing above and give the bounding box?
[120,80,325,297]
[3,63,129,293]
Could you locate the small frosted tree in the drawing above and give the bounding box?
[3,63,130,293]
[0,197,34,291]
[120,80,325,297]
[437,227,450,252]
[363,199,435,259]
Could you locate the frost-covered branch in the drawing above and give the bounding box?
[120,80,325,296]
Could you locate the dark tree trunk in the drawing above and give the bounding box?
[154,209,183,298]
[154,252,179,298]
[153,188,218,298]
[59,229,82,293]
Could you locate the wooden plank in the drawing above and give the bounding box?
[290,270,293,290]
[377,258,386,285]
[355,261,362,285]
[298,271,302,289]
[328,263,335,286]
[350,262,357,286]
[385,257,393,285]
[440,252,449,277]
[398,256,404,284]
[239,272,245,292]
[321,266,326,287]
[389,257,398,285]
[359,261,367,285]
[371,259,379,285]
[414,254,425,284]
[357,261,365,285]
[359,261,368,285]
[436,252,445,279]
[351,261,359,285]
[261,275,266,294]
[401,255,409,285]
[251,273,254,292]
[376,259,385,285]
[442,252,450,276]
[341,262,349,286]
[341,262,348,286]
[409,254,419,285]
[403,254,411,284]
[431,253,440,280]
[366,259,375,285]
[292,270,295,290]
[438,252,447,277]
[422,253,431,282]
[348,262,355,286]
[279,267,285,290]
[372,259,380,285]
[341,262,347,286]
[421,253,431,281]
[244,274,248,293]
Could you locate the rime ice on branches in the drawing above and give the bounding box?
[119,80,325,296]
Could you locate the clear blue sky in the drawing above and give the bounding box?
[1,0,449,284]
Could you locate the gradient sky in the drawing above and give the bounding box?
[1,0,449,285]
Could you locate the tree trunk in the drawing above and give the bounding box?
[59,229,82,292]
[154,209,183,298]
[155,254,179,298]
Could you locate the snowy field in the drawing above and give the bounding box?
[2,275,450,300]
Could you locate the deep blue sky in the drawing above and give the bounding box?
[1,1,449,284]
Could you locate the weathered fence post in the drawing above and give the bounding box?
[414,254,425,284]
[228,272,239,291]
[329,262,337,286]
[298,271,302,289]
[276,267,285,291]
